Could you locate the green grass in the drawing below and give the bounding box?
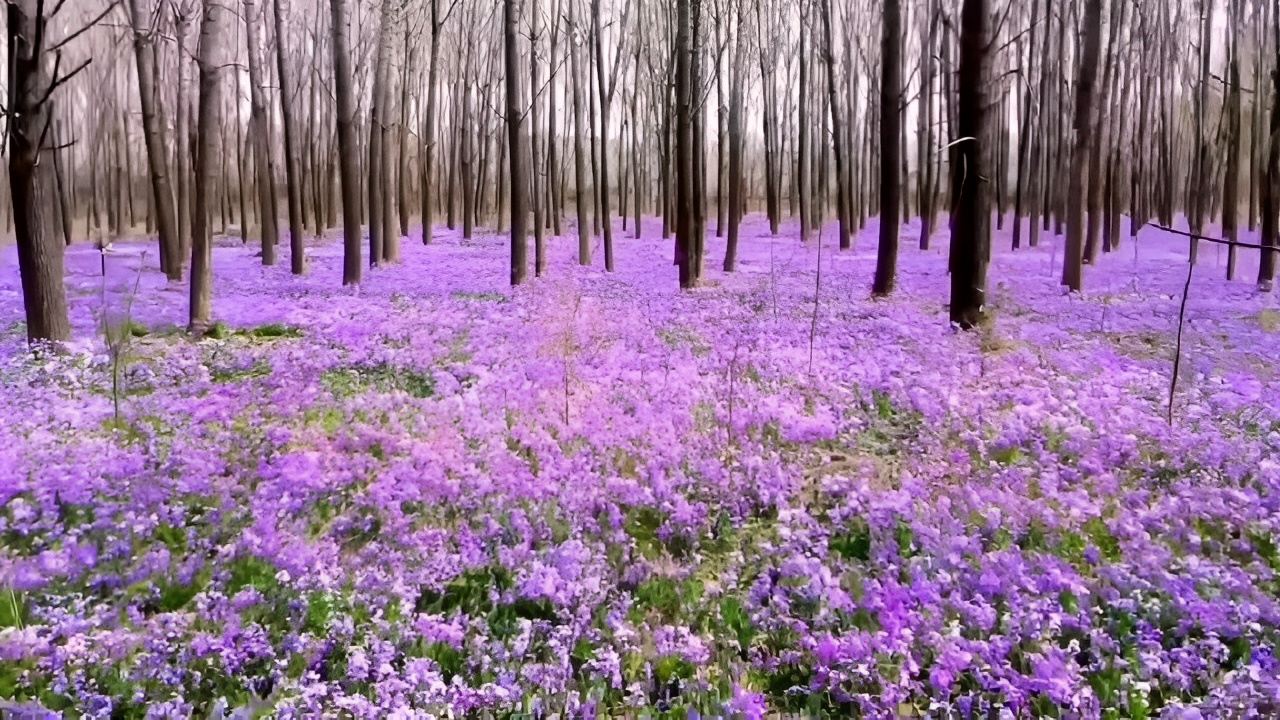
[321,364,435,399]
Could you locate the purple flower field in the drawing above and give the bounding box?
[1,216,1278,718]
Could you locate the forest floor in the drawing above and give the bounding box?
[1,215,1279,718]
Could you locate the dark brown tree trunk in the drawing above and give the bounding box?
[1261,0,1280,290]
[873,0,901,295]
[505,0,528,285]
[1063,0,1103,292]
[548,0,564,238]
[7,0,71,343]
[918,0,938,249]
[1190,0,1214,260]
[129,0,182,280]
[1083,0,1120,264]
[531,4,546,277]
[676,0,695,288]
[52,118,73,248]
[272,0,305,274]
[723,3,746,271]
[1223,0,1243,281]
[1011,4,1038,252]
[949,0,988,329]
[819,0,850,251]
[330,0,362,283]
[399,29,413,240]
[797,2,811,243]
[422,0,444,243]
[245,0,279,266]
[571,0,592,265]
[592,0,615,271]
[367,0,394,267]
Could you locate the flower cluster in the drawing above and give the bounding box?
[0,215,1277,718]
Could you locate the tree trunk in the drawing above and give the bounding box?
[592,0,615,271]
[873,0,901,295]
[244,0,279,266]
[531,3,546,276]
[1190,0,1214,260]
[330,0,362,284]
[7,0,71,343]
[819,0,850,251]
[1223,0,1243,281]
[676,0,695,288]
[723,3,746,271]
[505,0,528,285]
[367,0,394,267]
[1011,5,1037,252]
[949,0,989,329]
[190,0,226,333]
[421,0,443,243]
[1260,0,1280,290]
[399,29,413,239]
[1062,0,1103,292]
[128,0,182,280]
[919,1,938,249]
[571,0,592,265]
[272,0,305,274]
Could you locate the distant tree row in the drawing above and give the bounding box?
[4,0,1269,341]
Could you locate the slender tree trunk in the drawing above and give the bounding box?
[873,0,902,295]
[819,0,850,251]
[129,0,182,280]
[797,3,810,243]
[421,0,443,243]
[367,0,394,266]
[1083,0,1120,264]
[571,1,592,265]
[676,0,695,288]
[245,0,279,266]
[399,28,413,239]
[1261,0,1280,290]
[547,0,564,238]
[950,0,989,329]
[592,0,615,271]
[190,0,226,333]
[723,3,746,271]
[330,0,362,283]
[1190,0,1214,261]
[1062,0,1103,292]
[52,118,73,247]
[919,1,938,249]
[1011,7,1037,252]
[531,3,546,276]
[1223,0,1243,280]
[272,0,305,273]
[504,0,528,285]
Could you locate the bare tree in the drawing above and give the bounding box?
[272,0,306,274]
[128,0,182,281]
